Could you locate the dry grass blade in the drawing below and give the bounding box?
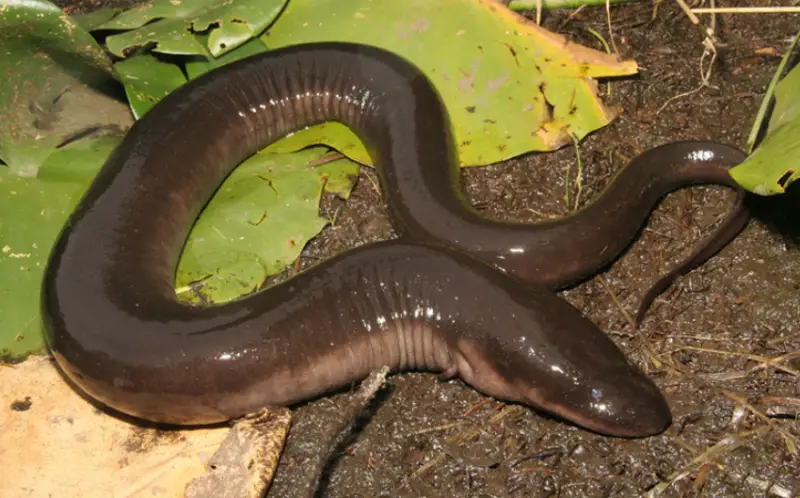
[597,274,635,327]
[673,345,800,377]
[605,0,620,56]
[760,395,800,418]
[407,421,467,436]
[570,135,584,211]
[563,134,585,209]
[646,426,771,497]
[722,390,799,456]
[596,275,664,369]
[667,345,800,455]
[658,0,721,113]
[405,404,523,484]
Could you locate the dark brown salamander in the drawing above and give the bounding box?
[43,43,747,436]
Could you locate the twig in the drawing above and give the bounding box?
[307,152,345,168]
[658,0,721,113]
[302,366,391,498]
[674,0,704,26]
[463,397,494,416]
[361,168,381,195]
[557,4,587,30]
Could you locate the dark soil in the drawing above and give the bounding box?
[53,0,800,496]
[261,4,800,498]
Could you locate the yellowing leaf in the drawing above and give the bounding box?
[261,0,637,165]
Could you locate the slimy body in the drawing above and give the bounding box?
[43,43,747,436]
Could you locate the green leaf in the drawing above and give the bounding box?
[175,147,359,304]
[185,37,268,79]
[0,171,90,359]
[768,56,800,135]
[113,37,268,118]
[73,6,123,30]
[260,0,637,166]
[0,0,130,358]
[263,123,372,165]
[731,54,800,195]
[0,0,121,177]
[746,31,800,153]
[107,0,636,167]
[115,54,188,118]
[37,135,123,183]
[99,0,288,57]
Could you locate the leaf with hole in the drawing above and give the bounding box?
[98,0,288,57]
[731,61,800,195]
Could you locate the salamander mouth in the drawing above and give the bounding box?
[535,389,673,438]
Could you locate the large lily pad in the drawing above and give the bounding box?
[106,0,636,166]
[0,0,128,358]
[260,0,637,166]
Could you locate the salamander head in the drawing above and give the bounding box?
[455,297,672,438]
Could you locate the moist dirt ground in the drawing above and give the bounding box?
[50,0,800,496]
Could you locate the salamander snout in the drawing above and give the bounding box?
[453,293,674,438]
[556,369,673,437]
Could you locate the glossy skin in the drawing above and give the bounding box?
[45,241,670,436]
[43,43,747,436]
